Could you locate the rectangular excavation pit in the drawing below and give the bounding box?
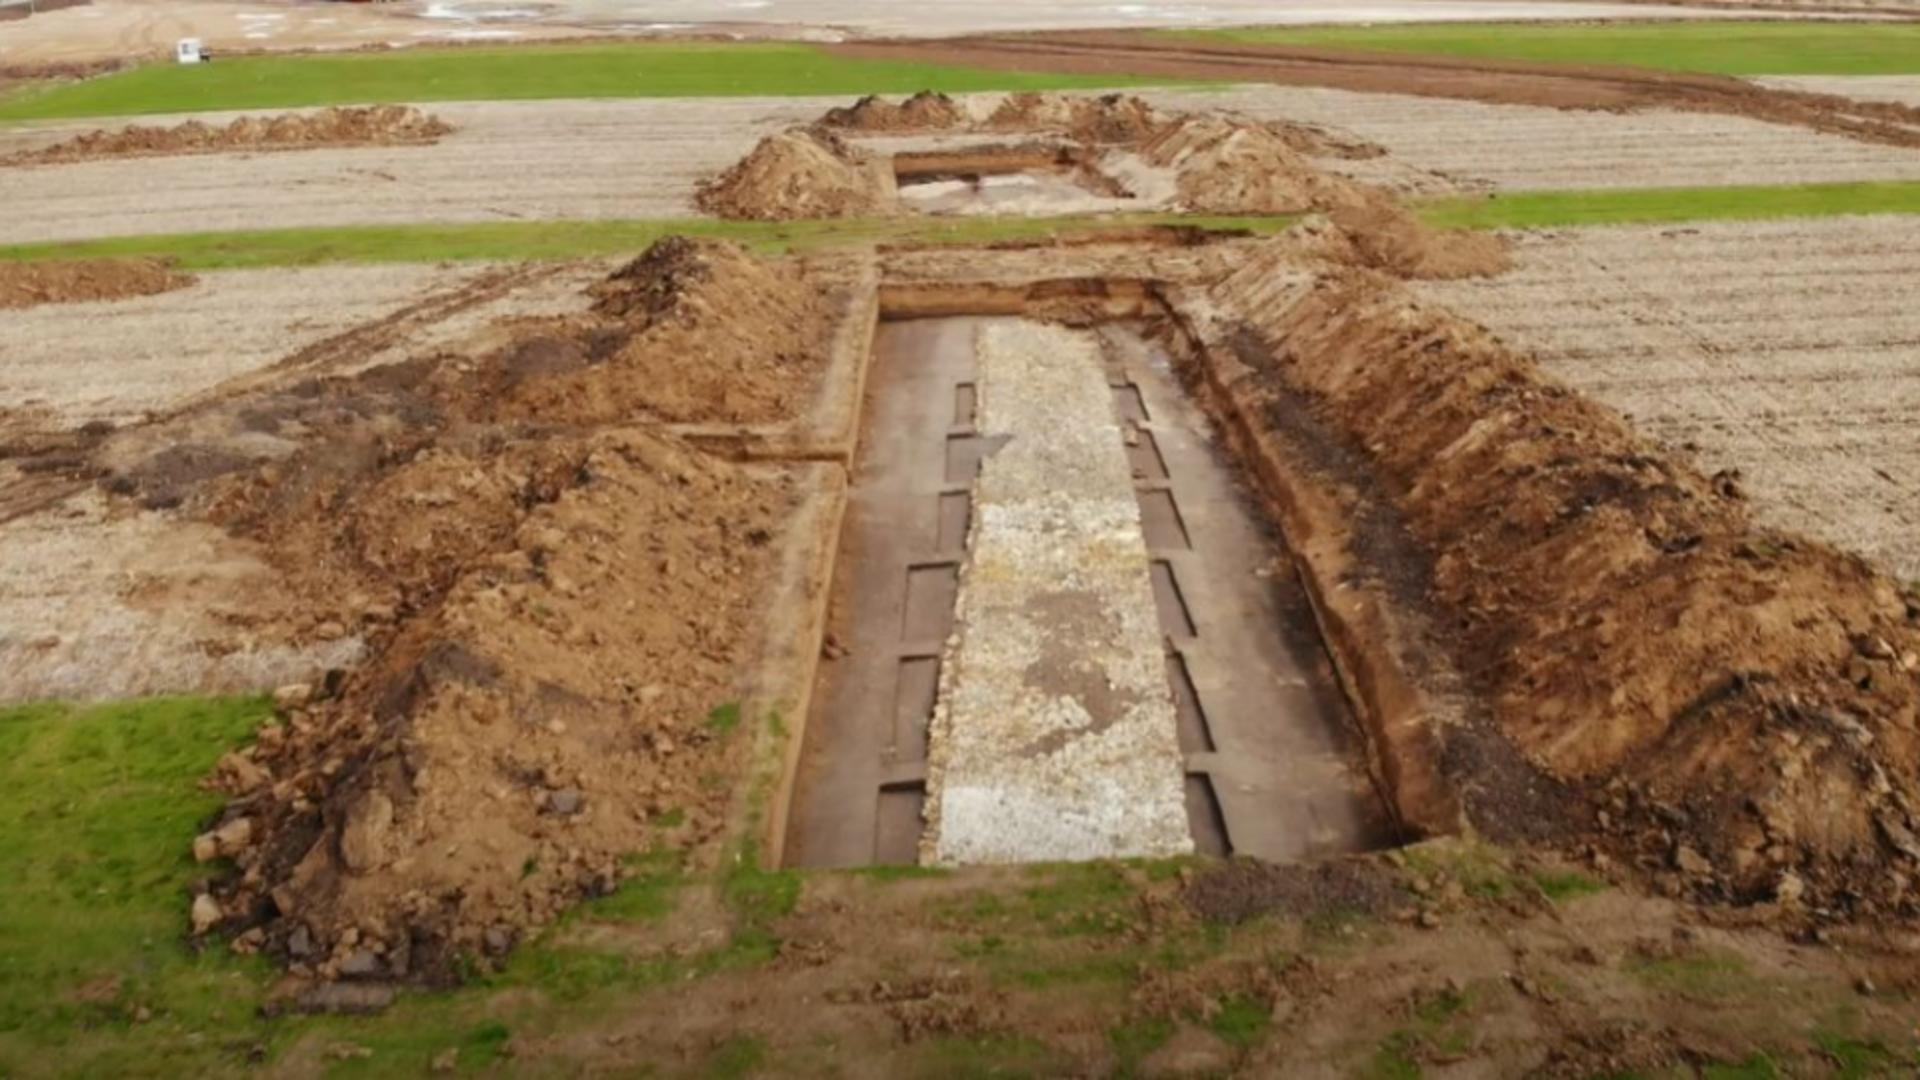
[780,285,1403,868]
[892,144,1134,215]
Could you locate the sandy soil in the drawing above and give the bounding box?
[9,88,1920,247]
[0,263,475,429]
[1421,215,1920,580]
[1758,74,1920,107]
[0,99,823,245]
[0,0,1822,66]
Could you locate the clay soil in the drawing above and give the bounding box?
[831,32,1920,149]
[0,256,191,310]
[1,105,452,167]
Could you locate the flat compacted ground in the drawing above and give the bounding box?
[1422,215,1920,579]
[11,88,1920,245]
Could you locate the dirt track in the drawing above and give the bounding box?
[831,33,1920,149]
[1421,215,1920,580]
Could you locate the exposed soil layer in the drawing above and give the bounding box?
[712,93,1400,219]
[164,239,837,981]
[0,257,192,309]
[696,126,897,221]
[829,33,1920,150]
[1198,233,1920,922]
[3,105,453,166]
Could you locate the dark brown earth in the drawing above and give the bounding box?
[128,239,841,981]
[829,33,1920,149]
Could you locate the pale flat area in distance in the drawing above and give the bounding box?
[0,0,1846,65]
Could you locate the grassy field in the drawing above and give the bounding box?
[3,180,1917,270]
[1419,180,1920,229]
[0,42,1164,123]
[0,214,1298,270]
[1181,21,1920,76]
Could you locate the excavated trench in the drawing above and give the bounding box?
[782,282,1399,868]
[891,145,1133,215]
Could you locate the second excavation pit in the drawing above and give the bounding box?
[784,308,1395,868]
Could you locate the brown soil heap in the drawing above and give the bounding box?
[822,90,966,132]
[1292,195,1513,279]
[169,239,832,980]
[696,127,897,220]
[0,257,192,309]
[1139,113,1373,215]
[983,91,1164,143]
[1207,244,1920,917]
[5,105,453,166]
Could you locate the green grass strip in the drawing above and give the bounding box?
[0,213,1296,270]
[5,180,1918,270]
[1177,21,1920,77]
[1420,180,1920,229]
[0,42,1170,123]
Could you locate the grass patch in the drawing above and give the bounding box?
[1814,1030,1906,1078]
[0,696,280,1077]
[1625,948,1751,1000]
[585,852,686,925]
[1420,181,1920,231]
[913,1033,1062,1079]
[1207,994,1271,1049]
[702,1033,767,1080]
[705,702,743,735]
[853,864,954,884]
[0,213,1291,271]
[0,42,1170,123]
[1529,868,1608,903]
[1110,1016,1176,1075]
[1179,22,1920,76]
[10,179,1920,276]
[1704,1053,1782,1080]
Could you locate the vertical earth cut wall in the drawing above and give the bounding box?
[921,319,1191,865]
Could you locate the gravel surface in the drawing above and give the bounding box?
[923,319,1190,865]
[1151,88,1920,192]
[1755,75,1920,108]
[1421,215,1920,579]
[0,263,477,427]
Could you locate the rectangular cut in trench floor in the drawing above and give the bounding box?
[921,320,1192,865]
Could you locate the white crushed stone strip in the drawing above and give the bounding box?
[921,320,1192,866]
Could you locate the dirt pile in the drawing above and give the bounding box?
[1141,114,1372,215]
[151,238,830,980]
[492,237,833,424]
[5,105,452,166]
[823,90,967,132]
[696,127,897,220]
[0,257,192,309]
[984,91,1163,143]
[1289,195,1512,279]
[1207,250,1920,919]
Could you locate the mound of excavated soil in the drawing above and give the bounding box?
[0,257,192,309]
[1210,249,1920,919]
[5,105,452,166]
[1141,114,1371,215]
[493,237,832,425]
[152,239,832,979]
[984,91,1163,143]
[1290,195,1512,279]
[696,127,896,221]
[823,90,967,132]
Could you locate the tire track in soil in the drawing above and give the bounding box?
[0,262,572,526]
[828,33,1920,149]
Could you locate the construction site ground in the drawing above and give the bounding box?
[5,20,1920,1080]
